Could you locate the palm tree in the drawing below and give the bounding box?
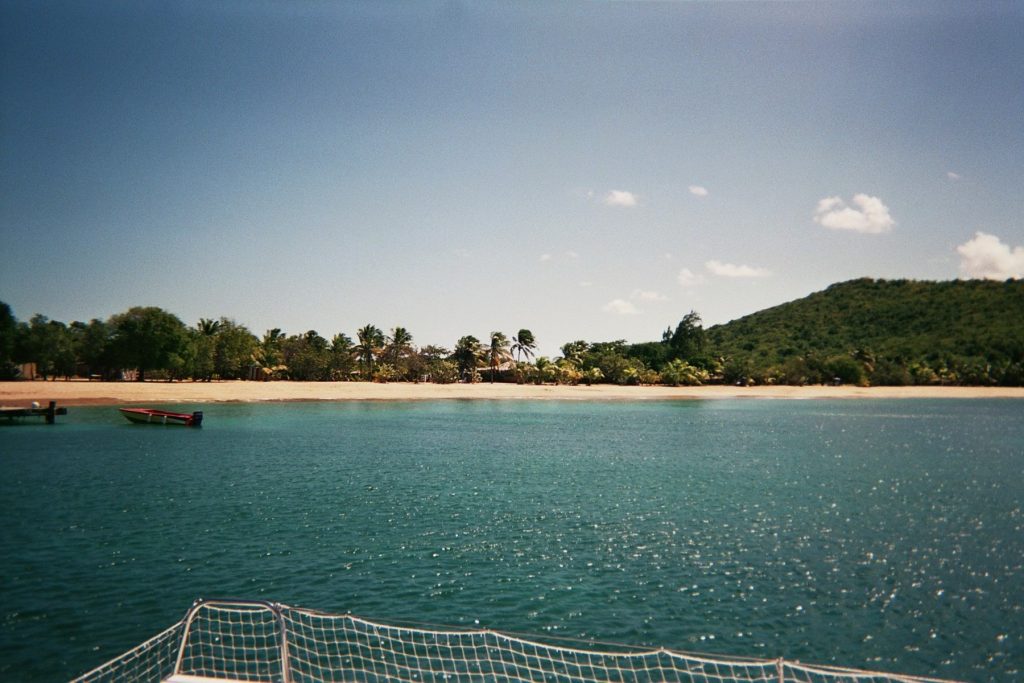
[251,328,286,379]
[384,326,414,381]
[560,340,589,367]
[510,329,536,383]
[331,333,353,350]
[488,331,511,383]
[852,348,876,376]
[329,333,355,379]
[511,329,536,363]
[197,318,222,337]
[193,318,222,381]
[534,356,555,384]
[303,330,328,352]
[452,335,482,381]
[261,328,285,364]
[263,328,284,345]
[386,326,414,364]
[355,324,385,378]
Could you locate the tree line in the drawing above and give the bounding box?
[2,278,1023,387]
[0,301,717,386]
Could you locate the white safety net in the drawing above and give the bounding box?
[72,600,961,683]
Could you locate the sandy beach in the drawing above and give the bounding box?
[2,380,1023,406]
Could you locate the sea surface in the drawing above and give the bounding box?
[0,399,1021,682]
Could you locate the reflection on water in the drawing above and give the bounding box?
[0,399,1021,682]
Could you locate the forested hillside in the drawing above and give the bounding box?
[705,278,1024,386]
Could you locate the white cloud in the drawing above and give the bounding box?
[947,171,962,181]
[539,253,552,262]
[565,250,579,259]
[603,298,640,315]
[956,232,1024,280]
[632,289,668,301]
[688,185,709,197]
[813,194,895,234]
[604,190,638,207]
[677,268,705,287]
[453,248,471,258]
[705,259,771,278]
[579,281,593,288]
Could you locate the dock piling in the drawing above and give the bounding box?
[0,401,68,424]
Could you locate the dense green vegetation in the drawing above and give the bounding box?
[1,278,1021,386]
[705,278,1024,386]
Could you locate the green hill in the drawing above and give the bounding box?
[704,278,1024,386]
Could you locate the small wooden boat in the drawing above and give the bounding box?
[119,408,203,427]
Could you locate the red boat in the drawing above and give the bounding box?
[119,408,203,427]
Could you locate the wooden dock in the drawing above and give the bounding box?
[0,401,68,423]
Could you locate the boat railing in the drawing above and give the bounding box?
[71,598,966,683]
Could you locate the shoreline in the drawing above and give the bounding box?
[2,380,1024,406]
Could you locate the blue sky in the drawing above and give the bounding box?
[2,1,1022,356]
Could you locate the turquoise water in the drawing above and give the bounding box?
[1,399,1021,682]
